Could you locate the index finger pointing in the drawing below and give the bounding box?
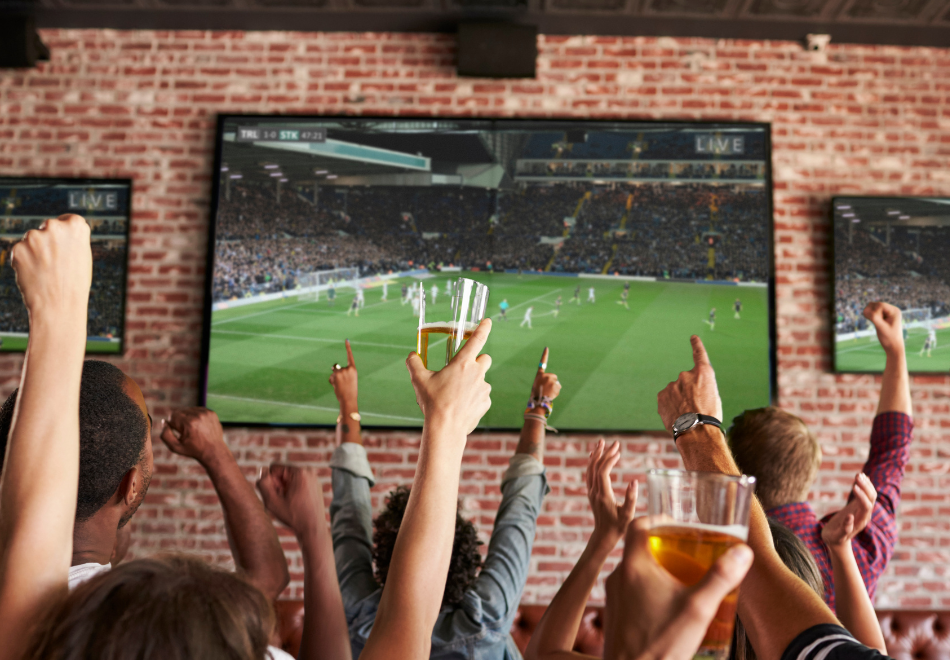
[538,346,549,374]
[345,339,355,367]
[690,335,711,369]
[455,318,492,362]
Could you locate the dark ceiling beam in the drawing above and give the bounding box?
[33,8,950,48]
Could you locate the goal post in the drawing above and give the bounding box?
[297,267,360,302]
[903,307,933,334]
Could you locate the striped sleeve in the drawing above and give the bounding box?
[781,625,892,660]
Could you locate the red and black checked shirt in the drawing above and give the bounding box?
[768,411,913,612]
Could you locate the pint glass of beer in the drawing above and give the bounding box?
[416,277,489,370]
[646,469,756,660]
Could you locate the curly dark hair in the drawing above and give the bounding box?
[373,486,483,608]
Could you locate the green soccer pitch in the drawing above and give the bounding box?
[206,272,772,431]
[835,327,950,373]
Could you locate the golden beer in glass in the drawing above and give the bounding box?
[415,277,489,370]
[646,470,756,660]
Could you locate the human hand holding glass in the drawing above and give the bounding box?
[645,469,756,660]
[417,277,489,370]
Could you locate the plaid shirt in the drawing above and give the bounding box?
[768,411,913,612]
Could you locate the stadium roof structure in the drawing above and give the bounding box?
[834,197,950,227]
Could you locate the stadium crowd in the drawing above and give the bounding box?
[0,213,912,660]
[835,223,950,332]
[212,181,770,300]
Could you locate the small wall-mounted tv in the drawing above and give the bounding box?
[833,196,950,373]
[201,116,775,431]
[0,177,131,354]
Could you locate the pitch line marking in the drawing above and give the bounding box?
[491,288,562,321]
[212,329,413,351]
[206,394,423,422]
[212,301,310,326]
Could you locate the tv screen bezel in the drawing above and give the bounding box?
[830,194,949,375]
[200,114,777,432]
[0,175,133,356]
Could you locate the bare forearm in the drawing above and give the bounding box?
[828,548,887,654]
[526,537,610,660]
[0,312,86,660]
[299,529,352,660]
[878,348,911,416]
[362,422,465,660]
[202,449,289,600]
[339,401,363,446]
[516,413,545,461]
[676,426,837,660]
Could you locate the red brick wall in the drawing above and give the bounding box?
[1,30,949,608]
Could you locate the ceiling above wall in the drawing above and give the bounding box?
[28,0,950,48]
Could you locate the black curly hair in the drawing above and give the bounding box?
[373,486,483,608]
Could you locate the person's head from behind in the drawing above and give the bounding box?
[373,486,482,607]
[0,360,153,533]
[24,556,274,660]
[732,518,823,660]
[727,407,821,511]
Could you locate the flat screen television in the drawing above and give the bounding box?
[0,177,130,354]
[833,196,950,373]
[202,116,775,431]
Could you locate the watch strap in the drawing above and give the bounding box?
[673,414,722,441]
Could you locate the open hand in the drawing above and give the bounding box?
[657,335,724,432]
[406,318,492,437]
[530,347,562,402]
[329,340,359,410]
[863,302,904,355]
[604,518,753,660]
[12,214,92,316]
[822,473,877,550]
[256,464,327,540]
[587,439,637,550]
[160,407,225,464]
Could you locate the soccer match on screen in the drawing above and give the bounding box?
[834,196,950,374]
[0,178,129,354]
[205,118,773,431]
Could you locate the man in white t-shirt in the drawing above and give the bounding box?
[0,363,292,652]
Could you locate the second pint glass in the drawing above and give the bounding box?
[417,277,489,370]
[646,469,756,660]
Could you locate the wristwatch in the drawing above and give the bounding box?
[671,413,722,441]
[336,411,362,424]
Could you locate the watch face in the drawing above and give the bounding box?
[673,413,699,433]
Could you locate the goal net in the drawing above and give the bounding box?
[903,307,933,334]
[297,267,360,302]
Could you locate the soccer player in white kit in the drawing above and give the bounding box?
[520,306,534,329]
[411,289,420,316]
[356,286,365,308]
[381,281,388,302]
[587,287,596,303]
[921,327,937,357]
[431,283,439,305]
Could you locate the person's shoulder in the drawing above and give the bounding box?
[781,625,891,660]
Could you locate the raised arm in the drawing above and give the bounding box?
[327,339,379,611]
[258,465,352,660]
[865,303,911,417]
[331,340,361,446]
[161,407,289,600]
[360,319,493,660]
[657,336,839,660]
[0,215,92,660]
[526,439,637,660]
[462,348,562,629]
[518,347,559,461]
[821,475,887,654]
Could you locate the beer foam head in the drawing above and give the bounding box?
[651,520,749,543]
